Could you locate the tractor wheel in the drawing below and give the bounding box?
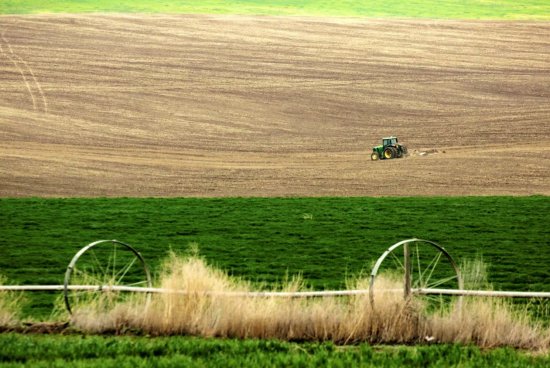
[383,147,395,159]
[396,149,403,158]
[402,146,408,155]
[371,152,379,161]
[391,147,399,158]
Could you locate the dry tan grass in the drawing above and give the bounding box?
[67,254,550,349]
[0,277,21,328]
[429,298,549,349]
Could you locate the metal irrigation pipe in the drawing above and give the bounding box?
[1,285,550,299]
[416,288,550,298]
[0,285,378,296]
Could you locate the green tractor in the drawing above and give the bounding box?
[371,136,408,161]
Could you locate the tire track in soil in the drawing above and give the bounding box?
[0,23,47,113]
[13,54,48,113]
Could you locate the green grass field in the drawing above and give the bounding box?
[0,333,548,367]
[1,0,549,19]
[1,197,548,317]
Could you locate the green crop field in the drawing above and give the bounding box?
[1,0,549,19]
[0,333,549,367]
[1,197,548,317]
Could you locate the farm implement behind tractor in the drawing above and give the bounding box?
[371,136,408,160]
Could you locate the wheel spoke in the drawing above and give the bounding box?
[423,294,443,304]
[116,257,138,284]
[105,247,116,284]
[427,274,458,289]
[90,249,107,277]
[74,268,104,286]
[415,244,423,287]
[112,243,117,281]
[421,252,442,288]
[390,251,405,270]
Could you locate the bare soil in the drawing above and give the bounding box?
[0,15,548,197]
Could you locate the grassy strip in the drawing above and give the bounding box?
[0,1,549,19]
[0,333,548,367]
[0,196,549,317]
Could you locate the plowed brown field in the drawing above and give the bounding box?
[1,15,549,197]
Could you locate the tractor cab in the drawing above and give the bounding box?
[371,136,407,161]
[383,137,398,146]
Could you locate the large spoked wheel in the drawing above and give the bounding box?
[369,239,463,311]
[383,147,395,159]
[64,240,152,315]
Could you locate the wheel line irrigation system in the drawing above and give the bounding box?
[1,239,549,315]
